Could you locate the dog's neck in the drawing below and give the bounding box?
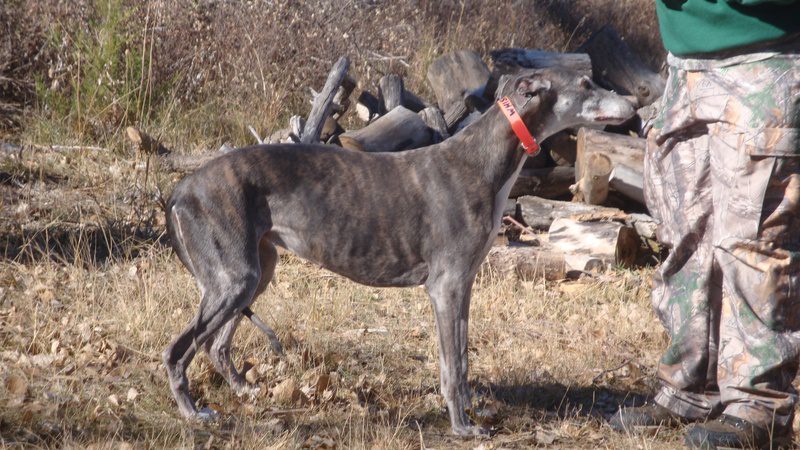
[441,102,547,188]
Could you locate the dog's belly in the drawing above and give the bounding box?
[267,227,429,287]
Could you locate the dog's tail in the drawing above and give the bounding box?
[242,307,284,355]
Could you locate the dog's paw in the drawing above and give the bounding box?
[234,383,262,399]
[195,407,220,422]
[452,424,491,438]
[269,340,284,355]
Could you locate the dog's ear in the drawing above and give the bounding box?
[494,71,552,101]
[515,74,551,98]
[495,74,514,100]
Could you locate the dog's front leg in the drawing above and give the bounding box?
[426,273,487,437]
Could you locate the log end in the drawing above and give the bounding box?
[338,135,365,152]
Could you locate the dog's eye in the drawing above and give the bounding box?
[579,76,593,90]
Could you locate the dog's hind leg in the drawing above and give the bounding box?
[247,239,283,354]
[426,270,488,437]
[203,239,281,397]
[202,314,255,397]
[163,205,263,420]
[163,275,257,420]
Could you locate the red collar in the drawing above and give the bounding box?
[497,96,540,156]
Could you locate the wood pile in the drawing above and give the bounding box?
[124,26,666,280]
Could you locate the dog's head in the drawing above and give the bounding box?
[496,68,636,141]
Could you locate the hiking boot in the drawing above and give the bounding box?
[609,402,690,433]
[684,414,793,449]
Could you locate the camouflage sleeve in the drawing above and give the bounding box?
[727,0,798,4]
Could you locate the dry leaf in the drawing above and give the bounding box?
[245,365,259,385]
[535,429,557,445]
[206,402,224,414]
[303,434,336,449]
[315,373,331,398]
[5,374,27,406]
[30,354,56,368]
[126,387,139,402]
[558,282,588,296]
[272,379,300,406]
[474,399,501,426]
[108,394,120,407]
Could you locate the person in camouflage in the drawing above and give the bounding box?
[610,2,800,448]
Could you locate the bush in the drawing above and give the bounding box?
[1,0,663,148]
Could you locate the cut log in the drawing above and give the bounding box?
[575,127,646,204]
[338,106,432,152]
[427,50,491,128]
[489,48,592,76]
[158,153,220,172]
[562,253,607,273]
[627,213,658,240]
[548,217,639,269]
[332,74,357,118]
[356,90,381,123]
[575,128,645,177]
[378,73,404,113]
[320,116,344,143]
[517,196,626,231]
[300,56,350,144]
[402,90,429,113]
[609,163,645,205]
[578,26,666,107]
[419,107,449,143]
[509,166,575,199]
[488,49,593,98]
[267,128,293,144]
[484,245,566,281]
[289,115,305,142]
[573,153,612,205]
[452,110,483,134]
[544,130,578,166]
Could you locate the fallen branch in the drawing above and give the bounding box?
[300,56,350,144]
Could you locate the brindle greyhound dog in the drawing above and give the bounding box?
[163,67,635,436]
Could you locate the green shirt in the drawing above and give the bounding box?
[656,0,800,55]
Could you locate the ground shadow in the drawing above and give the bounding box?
[485,380,651,422]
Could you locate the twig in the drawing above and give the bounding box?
[247,125,264,144]
[366,51,410,68]
[0,142,108,157]
[503,216,534,235]
[591,358,631,384]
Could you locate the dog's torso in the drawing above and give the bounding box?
[169,135,519,288]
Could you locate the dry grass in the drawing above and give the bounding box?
[0,132,687,449]
[1,248,684,448]
[0,143,682,447]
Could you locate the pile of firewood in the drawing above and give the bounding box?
[128,26,666,280]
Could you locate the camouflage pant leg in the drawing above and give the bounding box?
[646,71,723,420]
[646,52,800,427]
